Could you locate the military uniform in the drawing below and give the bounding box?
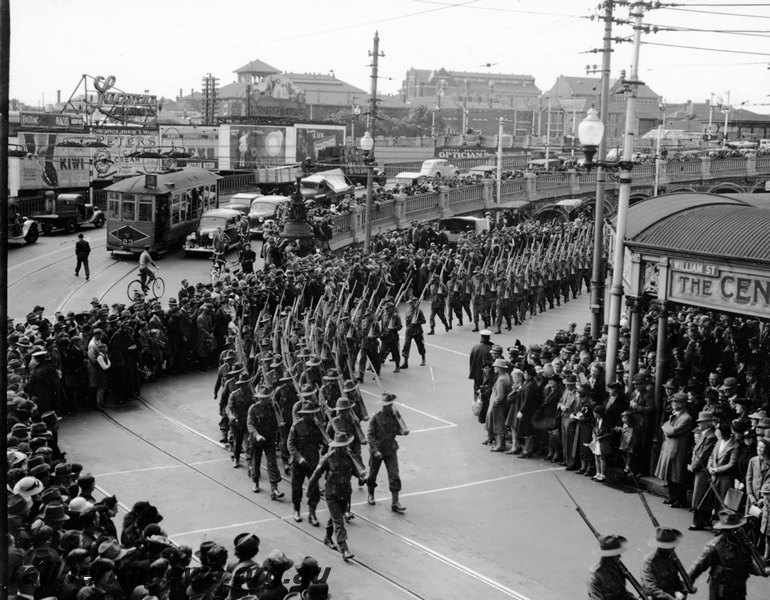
[287,412,324,522]
[367,397,408,512]
[401,302,426,368]
[226,380,254,466]
[246,391,282,495]
[427,277,449,334]
[379,306,402,371]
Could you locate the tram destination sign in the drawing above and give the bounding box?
[668,259,770,319]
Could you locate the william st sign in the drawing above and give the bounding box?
[667,259,770,319]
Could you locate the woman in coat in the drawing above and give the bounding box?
[488,359,512,452]
[654,393,694,507]
[708,422,740,506]
[515,365,541,458]
[505,368,525,455]
[572,384,596,476]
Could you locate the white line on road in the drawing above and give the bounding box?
[423,342,469,357]
[173,516,279,538]
[409,424,456,434]
[94,464,182,478]
[359,388,457,427]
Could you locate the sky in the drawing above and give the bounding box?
[9,0,770,113]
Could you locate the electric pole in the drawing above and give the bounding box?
[363,31,384,253]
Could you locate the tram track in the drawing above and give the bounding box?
[8,237,109,288]
[96,399,428,600]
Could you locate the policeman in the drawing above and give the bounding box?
[308,432,358,562]
[287,401,324,525]
[246,385,284,500]
[367,392,409,513]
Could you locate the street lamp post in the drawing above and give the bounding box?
[654,100,664,196]
[361,130,375,253]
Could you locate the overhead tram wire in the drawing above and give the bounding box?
[640,41,770,56]
[661,6,770,18]
[644,24,770,38]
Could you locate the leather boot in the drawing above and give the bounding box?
[427,327,435,335]
[420,355,426,366]
[391,491,406,513]
[400,359,408,369]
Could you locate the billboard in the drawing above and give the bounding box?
[228,124,288,169]
[73,128,161,181]
[160,126,219,169]
[294,124,346,161]
[15,132,91,191]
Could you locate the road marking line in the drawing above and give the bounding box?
[359,389,457,427]
[423,342,469,357]
[94,464,182,478]
[351,467,561,509]
[357,515,532,600]
[409,424,456,434]
[173,516,279,537]
[137,399,225,447]
[189,457,231,466]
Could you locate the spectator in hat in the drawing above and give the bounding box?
[286,556,322,596]
[25,351,62,414]
[655,393,694,508]
[59,548,92,600]
[12,565,41,600]
[487,359,512,452]
[688,411,718,531]
[515,365,541,459]
[260,550,294,600]
[74,233,91,281]
[107,319,140,405]
[629,373,655,476]
[92,343,111,411]
[708,423,739,507]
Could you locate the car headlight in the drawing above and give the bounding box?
[259,217,264,222]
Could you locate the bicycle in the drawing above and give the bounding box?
[127,268,165,301]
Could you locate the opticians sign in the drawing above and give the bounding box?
[668,259,770,319]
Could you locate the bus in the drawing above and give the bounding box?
[104,168,221,254]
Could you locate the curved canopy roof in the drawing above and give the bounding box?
[620,192,770,267]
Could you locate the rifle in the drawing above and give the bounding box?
[630,476,696,594]
[696,455,768,575]
[554,475,649,600]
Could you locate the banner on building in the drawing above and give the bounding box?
[228,124,288,168]
[15,132,91,191]
[160,126,219,169]
[294,124,346,161]
[436,146,492,160]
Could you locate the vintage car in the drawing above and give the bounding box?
[462,164,497,178]
[301,168,355,204]
[437,215,490,245]
[226,192,261,215]
[183,208,242,256]
[7,200,39,245]
[35,193,105,234]
[419,159,460,178]
[248,195,290,238]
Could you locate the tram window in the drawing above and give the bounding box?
[171,193,181,225]
[138,198,154,222]
[107,192,120,219]
[122,194,136,221]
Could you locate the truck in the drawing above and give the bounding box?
[314,146,386,185]
[34,193,105,235]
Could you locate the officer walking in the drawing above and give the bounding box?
[309,431,359,562]
[640,527,690,600]
[226,374,254,468]
[367,392,409,513]
[427,273,449,335]
[74,233,91,280]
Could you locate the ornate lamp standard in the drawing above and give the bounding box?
[279,165,316,256]
[360,130,375,253]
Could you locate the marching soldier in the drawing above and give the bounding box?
[227,374,254,468]
[379,301,402,372]
[246,385,285,500]
[308,432,359,562]
[640,527,691,600]
[327,397,367,520]
[494,272,513,334]
[688,509,770,600]
[401,296,426,369]
[287,401,324,525]
[367,392,409,513]
[447,271,464,328]
[471,268,487,332]
[587,534,637,600]
[427,273,449,335]
[357,309,381,382]
[274,372,297,474]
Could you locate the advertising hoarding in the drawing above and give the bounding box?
[15,132,91,191]
[228,124,288,169]
[160,126,219,169]
[294,124,346,161]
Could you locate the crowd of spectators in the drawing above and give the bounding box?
[474,301,770,558]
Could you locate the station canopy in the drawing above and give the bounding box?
[617,192,770,320]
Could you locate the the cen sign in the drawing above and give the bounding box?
[668,260,770,319]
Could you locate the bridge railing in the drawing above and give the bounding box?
[324,155,770,249]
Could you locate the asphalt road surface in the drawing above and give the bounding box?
[50,291,768,599]
[7,227,248,321]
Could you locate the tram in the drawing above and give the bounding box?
[104,168,221,254]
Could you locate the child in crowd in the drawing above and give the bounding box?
[617,409,637,475]
[590,405,613,482]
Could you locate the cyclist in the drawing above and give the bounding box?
[237,214,250,248]
[139,245,158,292]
